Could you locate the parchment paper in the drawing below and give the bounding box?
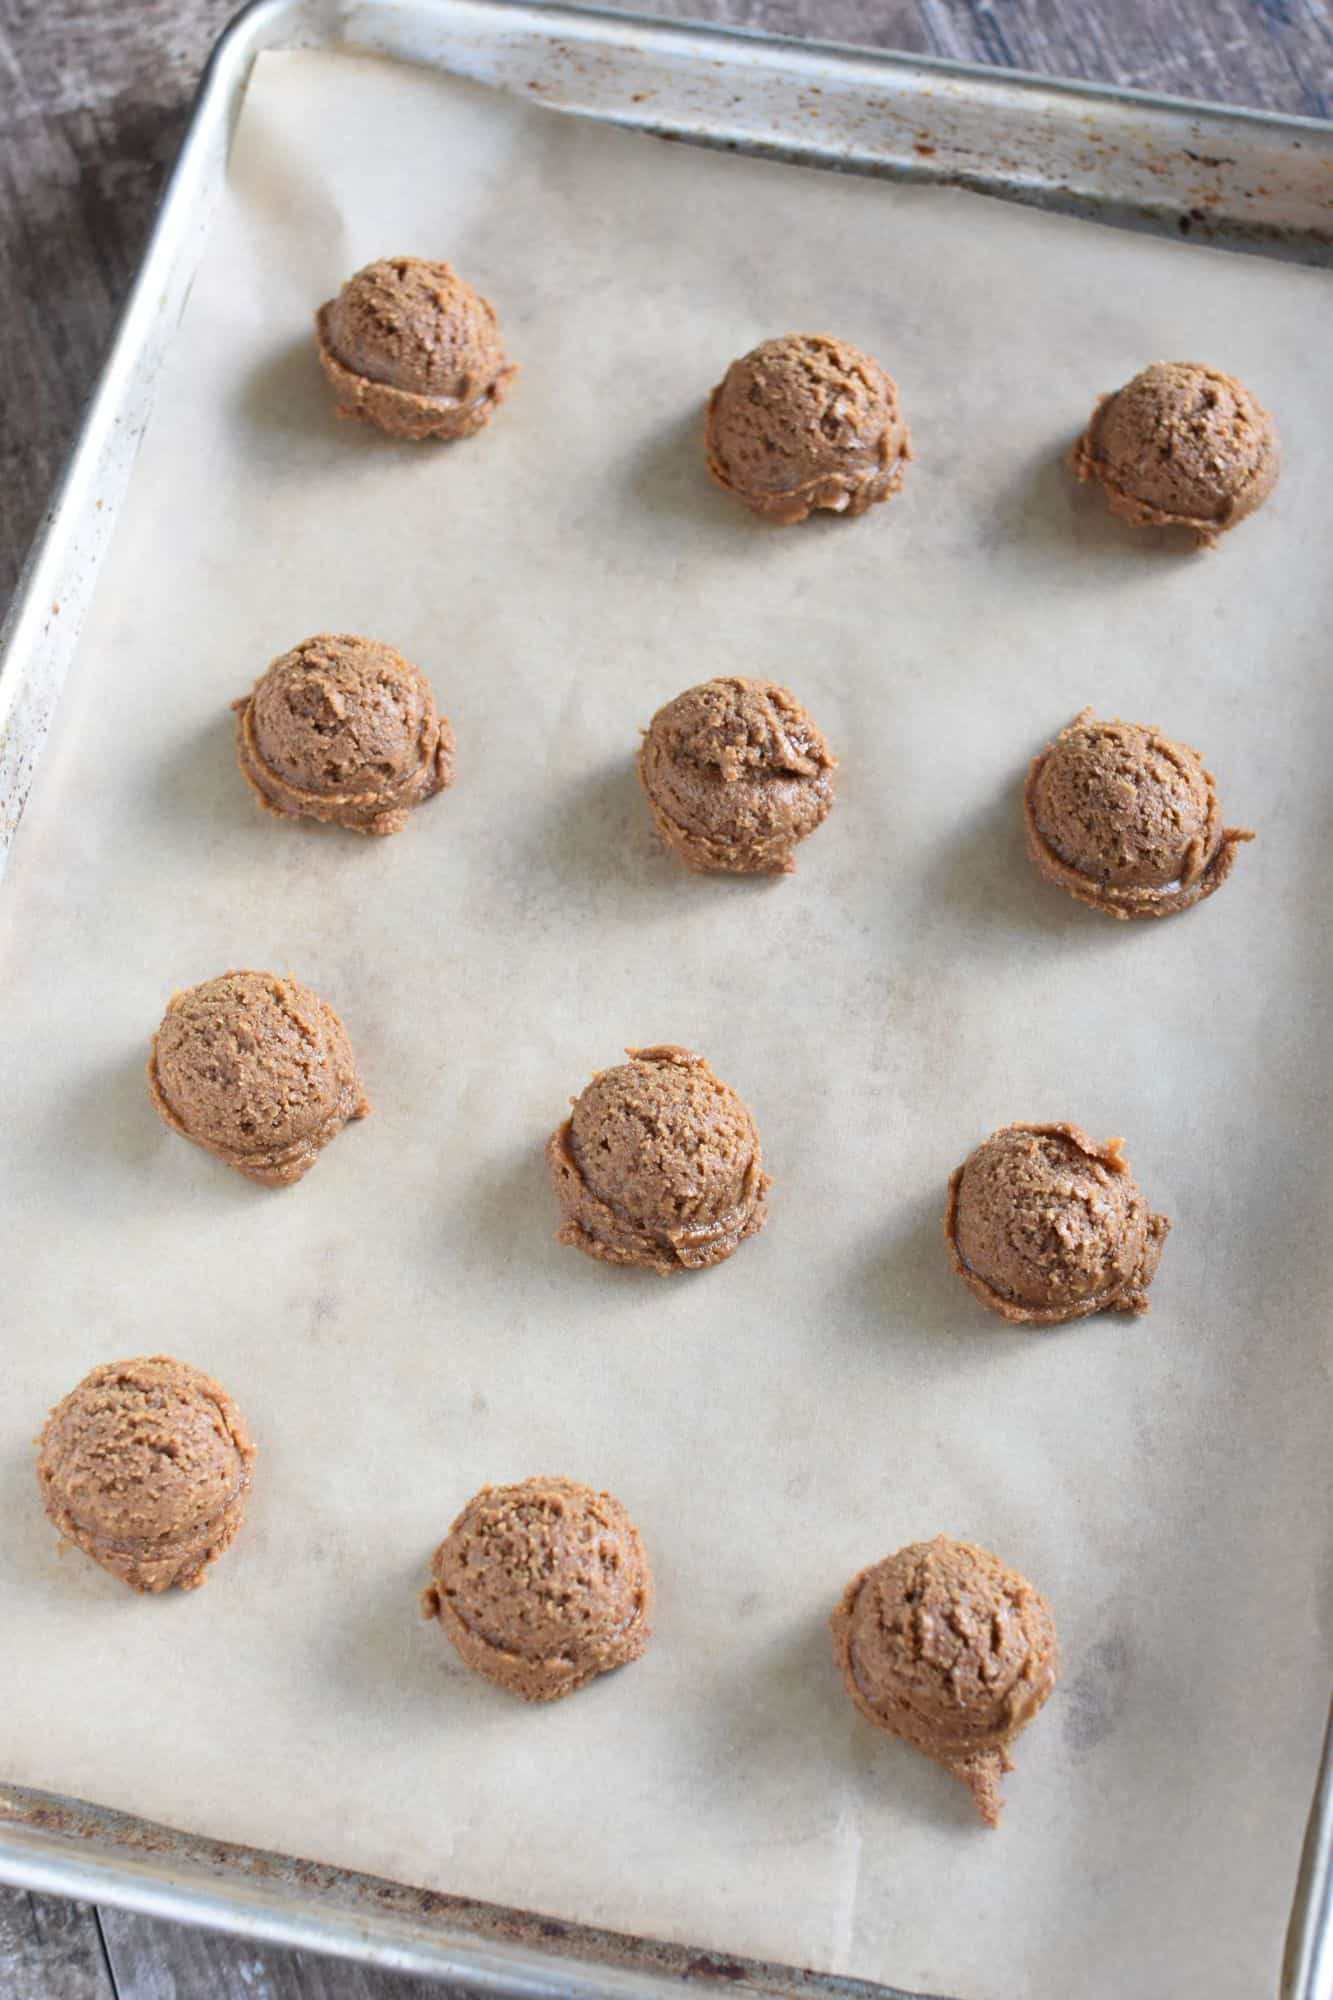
[2,48,1331,2000]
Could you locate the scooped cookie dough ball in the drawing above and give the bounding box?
[638,676,836,874]
[148,970,368,1187]
[37,1356,256,1593]
[704,334,911,524]
[233,633,454,837]
[421,1477,652,1701]
[316,256,516,441]
[831,1534,1059,1826]
[547,1045,770,1274]
[944,1122,1170,1324]
[1024,708,1253,920]
[1071,361,1279,547]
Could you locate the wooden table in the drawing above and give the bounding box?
[1,2,1329,1994]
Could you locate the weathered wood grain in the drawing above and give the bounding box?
[98,1906,468,1999]
[0,1884,114,2000]
[643,0,1333,112]
[2,1,1329,1995]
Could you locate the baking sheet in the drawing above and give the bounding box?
[1,45,1330,2000]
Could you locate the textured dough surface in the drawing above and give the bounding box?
[944,1121,1170,1323]
[831,1534,1059,1826]
[1025,708,1253,920]
[1071,360,1279,547]
[316,256,516,441]
[37,1355,256,1593]
[547,1045,770,1273]
[148,969,368,1186]
[234,632,454,836]
[704,334,910,524]
[421,1477,652,1701]
[638,676,835,873]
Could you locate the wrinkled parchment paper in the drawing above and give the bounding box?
[2,49,1331,2000]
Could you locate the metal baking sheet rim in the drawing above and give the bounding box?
[0,2,1329,1994]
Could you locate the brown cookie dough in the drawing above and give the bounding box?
[1071,361,1279,548]
[638,677,836,875]
[148,970,368,1187]
[316,256,516,442]
[547,1045,770,1274]
[421,1477,652,1701]
[945,1122,1169,1324]
[1025,708,1254,921]
[37,1356,255,1593]
[831,1535,1059,1827]
[233,633,454,837]
[704,334,911,525]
